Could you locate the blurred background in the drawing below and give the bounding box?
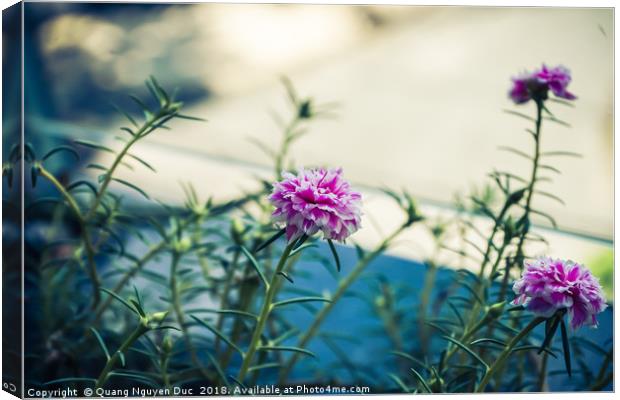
[23,3,613,295]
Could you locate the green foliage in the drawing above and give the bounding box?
[588,249,614,300]
[12,76,611,395]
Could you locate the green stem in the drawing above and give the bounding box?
[92,212,203,325]
[95,319,150,389]
[274,117,299,177]
[381,308,404,352]
[595,349,613,383]
[169,252,211,381]
[488,241,508,282]
[162,356,171,391]
[587,347,614,391]
[484,103,546,388]
[455,101,545,368]
[418,260,437,354]
[38,167,83,222]
[93,245,161,324]
[85,110,165,221]
[537,351,549,391]
[498,100,544,301]
[590,372,613,391]
[221,262,258,370]
[476,316,545,392]
[477,212,506,280]
[491,313,525,388]
[277,226,405,384]
[249,250,302,385]
[439,311,492,370]
[237,241,296,383]
[214,249,240,355]
[161,339,173,391]
[194,214,212,284]
[39,166,101,309]
[219,235,265,371]
[458,101,546,387]
[454,201,510,354]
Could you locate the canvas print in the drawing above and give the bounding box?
[1,2,614,397]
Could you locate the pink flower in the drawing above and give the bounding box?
[512,257,607,329]
[509,64,576,104]
[269,168,362,242]
[536,65,576,100]
[509,73,533,104]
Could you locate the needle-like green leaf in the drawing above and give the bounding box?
[207,353,230,386]
[290,243,318,257]
[42,146,80,162]
[248,363,280,373]
[390,351,430,371]
[43,378,97,386]
[410,367,432,393]
[560,318,572,377]
[327,239,341,272]
[74,139,115,154]
[239,245,268,287]
[423,320,450,335]
[111,102,139,127]
[503,109,536,122]
[277,271,294,283]
[470,338,506,347]
[447,301,465,327]
[541,151,582,158]
[175,113,207,122]
[498,146,532,160]
[441,336,489,370]
[129,94,153,120]
[388,373,410,393]
[272,297,331,308]
[89,327,111,361]
[206,309,252,320]
[111,178,150,200]
[129,300,146,318]
[513,345,557,358]
[66,180,98,197]
[127,153,157,172]
[258,346,315,358]
[190,315,243,356]
[100,288,140,316]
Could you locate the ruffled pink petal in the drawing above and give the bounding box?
[512,256,606,330]
[269,168,362,243]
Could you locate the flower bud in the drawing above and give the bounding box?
[431,224,445,240]
[162,335,173,353]
[430,375,445,392]
[174,237,192,253]
[516,215,530,234]
[230,217,245,245]
[73,247,84,259]
[509,64,576,105]
[404,193,424,227]
[485,301,506,320]
[169,101,184,113]
[374,295,386,309]
[503,216,516,244]
[298,100,313,119]
[149,311,169,325]
[507,188,526,206]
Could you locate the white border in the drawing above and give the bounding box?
[0,1,616,400]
